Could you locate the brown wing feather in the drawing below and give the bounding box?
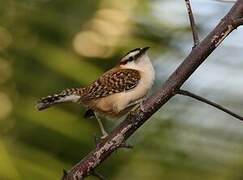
[81,68,140,101]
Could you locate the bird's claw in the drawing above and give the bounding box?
[93,132,109,148]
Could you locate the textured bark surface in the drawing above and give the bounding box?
[62,1,243,179]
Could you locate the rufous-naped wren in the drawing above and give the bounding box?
[36,47,155,137]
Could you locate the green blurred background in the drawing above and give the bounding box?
[0,0,243,179]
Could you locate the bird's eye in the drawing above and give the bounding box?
[128,57,133,61]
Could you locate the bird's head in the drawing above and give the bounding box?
[119,47,150,66]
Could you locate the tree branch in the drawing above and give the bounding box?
[233,17,243,26]
[178,89,243,121]
[185,0,200,47]
[62,1,243,179]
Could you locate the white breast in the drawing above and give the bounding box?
[114,54,155,112]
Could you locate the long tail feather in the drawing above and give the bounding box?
[36,88,83,111]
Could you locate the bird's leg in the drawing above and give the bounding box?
[127,98,146,111]
[94,113,108,139]
[115,98,147,150]
[126,98,144,108]
[112,99,146,150]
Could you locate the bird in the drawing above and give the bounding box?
[36,47,155,138]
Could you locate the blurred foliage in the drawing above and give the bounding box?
[0,0,243,180]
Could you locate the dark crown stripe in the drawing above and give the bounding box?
[125,48,141,55]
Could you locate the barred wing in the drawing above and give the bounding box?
[82,69,140,101]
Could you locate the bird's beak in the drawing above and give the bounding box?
[140,46,150,54]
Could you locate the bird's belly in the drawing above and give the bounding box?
[94,82,149,117]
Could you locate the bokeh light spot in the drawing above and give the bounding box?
[73,31,110,58]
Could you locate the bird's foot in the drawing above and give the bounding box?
[139,99,146,112]
[100,131,109,139]
[93,132,109,148]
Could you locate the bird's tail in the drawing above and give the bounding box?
[36,88,84,111]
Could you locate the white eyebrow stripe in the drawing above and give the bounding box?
[121,50,140,61]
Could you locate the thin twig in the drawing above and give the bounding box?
[120,142,133,149]
[178,90,243,121]
[61,169,68,180]
[92,171,107,180]
[185,0,200,47]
